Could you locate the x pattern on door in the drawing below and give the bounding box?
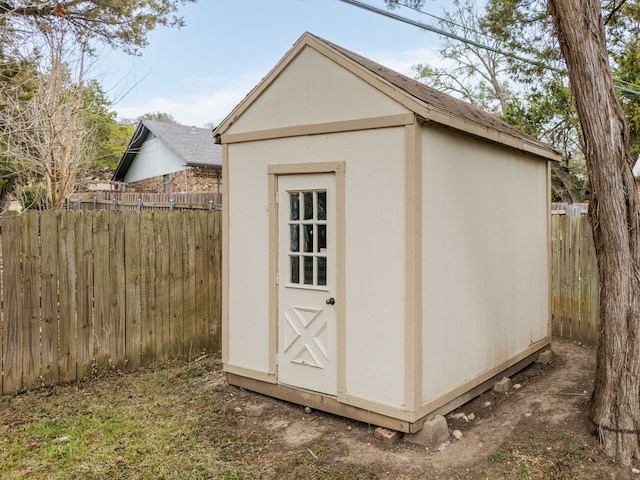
[283,305,329,369]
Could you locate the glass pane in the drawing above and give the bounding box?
[290,256,300,284]
[317,191,326,220]
[290,193,299,221]
[317,224,326,252]
[303,256,313,285]
[303,192,313,220]
[303,224,313,253]
[317,257,327,286]
[290,224,299,252]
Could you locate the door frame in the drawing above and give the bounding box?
[268,162,346,396]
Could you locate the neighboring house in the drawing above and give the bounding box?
[112,120,222,194]
[214,32,560,434]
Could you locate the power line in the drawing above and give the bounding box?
[338,0,640,95]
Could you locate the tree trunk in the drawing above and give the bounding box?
[548,0,640,465]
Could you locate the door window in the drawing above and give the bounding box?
[288,190,327,287]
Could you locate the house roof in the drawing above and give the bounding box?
[112,120,222,182]
[214,32,560,162]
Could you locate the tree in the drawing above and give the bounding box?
[384,0,640,464]
[1,19,94,209]
[83,80,135,176]
[0,0,197,55]
[136,111,178,124]
[548,0,640,464]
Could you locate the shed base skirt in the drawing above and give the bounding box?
[226,342,550,434]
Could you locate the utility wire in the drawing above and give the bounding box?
[338,0,640,95]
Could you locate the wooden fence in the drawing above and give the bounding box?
[0,210,222,396]
[66,192,222,211]
[550,203,600,344]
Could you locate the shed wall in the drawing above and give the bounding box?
[123,135,185,183]
[225,46,408,135]
[420,126,550,403]
[226,127,407,408]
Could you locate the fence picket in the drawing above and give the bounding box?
[141,212,157,364]
[58,212,78,383]
[124,213,142,370]
[21,214,41,390]
[168,213,185,358]
[109,212,126,369]
[93,211,111,369]
[40,212,59,386]
[2,216,22,393]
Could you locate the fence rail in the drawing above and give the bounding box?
[550,203,600,344]
[66,192,222,211]
[0,210,222,396]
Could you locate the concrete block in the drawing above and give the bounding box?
[494,376,512,393]
[374,426,402,445]
[536,350,553,364]
[404,415,449,447]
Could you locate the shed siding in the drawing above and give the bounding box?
[420,127,549,403]
[226,127,407,407]
[123,135,185,183]
[227,149,272,373]
[342,127,406,408]
[225,46,409,135]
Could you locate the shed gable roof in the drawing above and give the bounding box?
[113,120,222,182]
[214,32,560,161]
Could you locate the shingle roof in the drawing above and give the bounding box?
[314,33,558,159]
[113,120,221,182]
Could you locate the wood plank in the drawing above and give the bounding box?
[550,214,562,338]
[168,212,184,358]
[75,211,94,378]
[140,212,157,364]
[193,211,209,354]
[109,212,126,369]
[58,212,78,383]
[92,211,111,369]
[21,213,41,390]
[40,212,60,386]
[2,215,22,393]
[182,210,197,357]
[154,213,171,362]
[124,213,142,369]
[210,210,222,353]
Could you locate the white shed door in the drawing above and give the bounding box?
[278,173,337,396]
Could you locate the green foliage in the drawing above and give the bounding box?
[82,81,135,176]
[136,111,179,124]
[20,184,48,210]
[0,1,198,56]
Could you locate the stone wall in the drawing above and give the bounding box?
[127,167,221,194]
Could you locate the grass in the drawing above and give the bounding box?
[0,350,635,480]
[0,356,378,480]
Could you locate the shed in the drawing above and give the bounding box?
[213,32,560,433]
[113,120,222,194]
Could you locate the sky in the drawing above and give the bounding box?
[93,0,451,128]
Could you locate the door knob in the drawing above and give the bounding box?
[326,297,335,305]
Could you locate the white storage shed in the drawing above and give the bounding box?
[213,33,560,433]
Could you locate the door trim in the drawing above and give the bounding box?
[268,162,346,395]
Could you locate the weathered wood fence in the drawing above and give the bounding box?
[66,192,222,211]
[551,203,600,344]
[0,210,221,396]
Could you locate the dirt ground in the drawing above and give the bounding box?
[222,338,640,479]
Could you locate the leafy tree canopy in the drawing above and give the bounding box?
[0,0,197,55]
[136,111,178,124]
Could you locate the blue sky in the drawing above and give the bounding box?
[94,0,450,127]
